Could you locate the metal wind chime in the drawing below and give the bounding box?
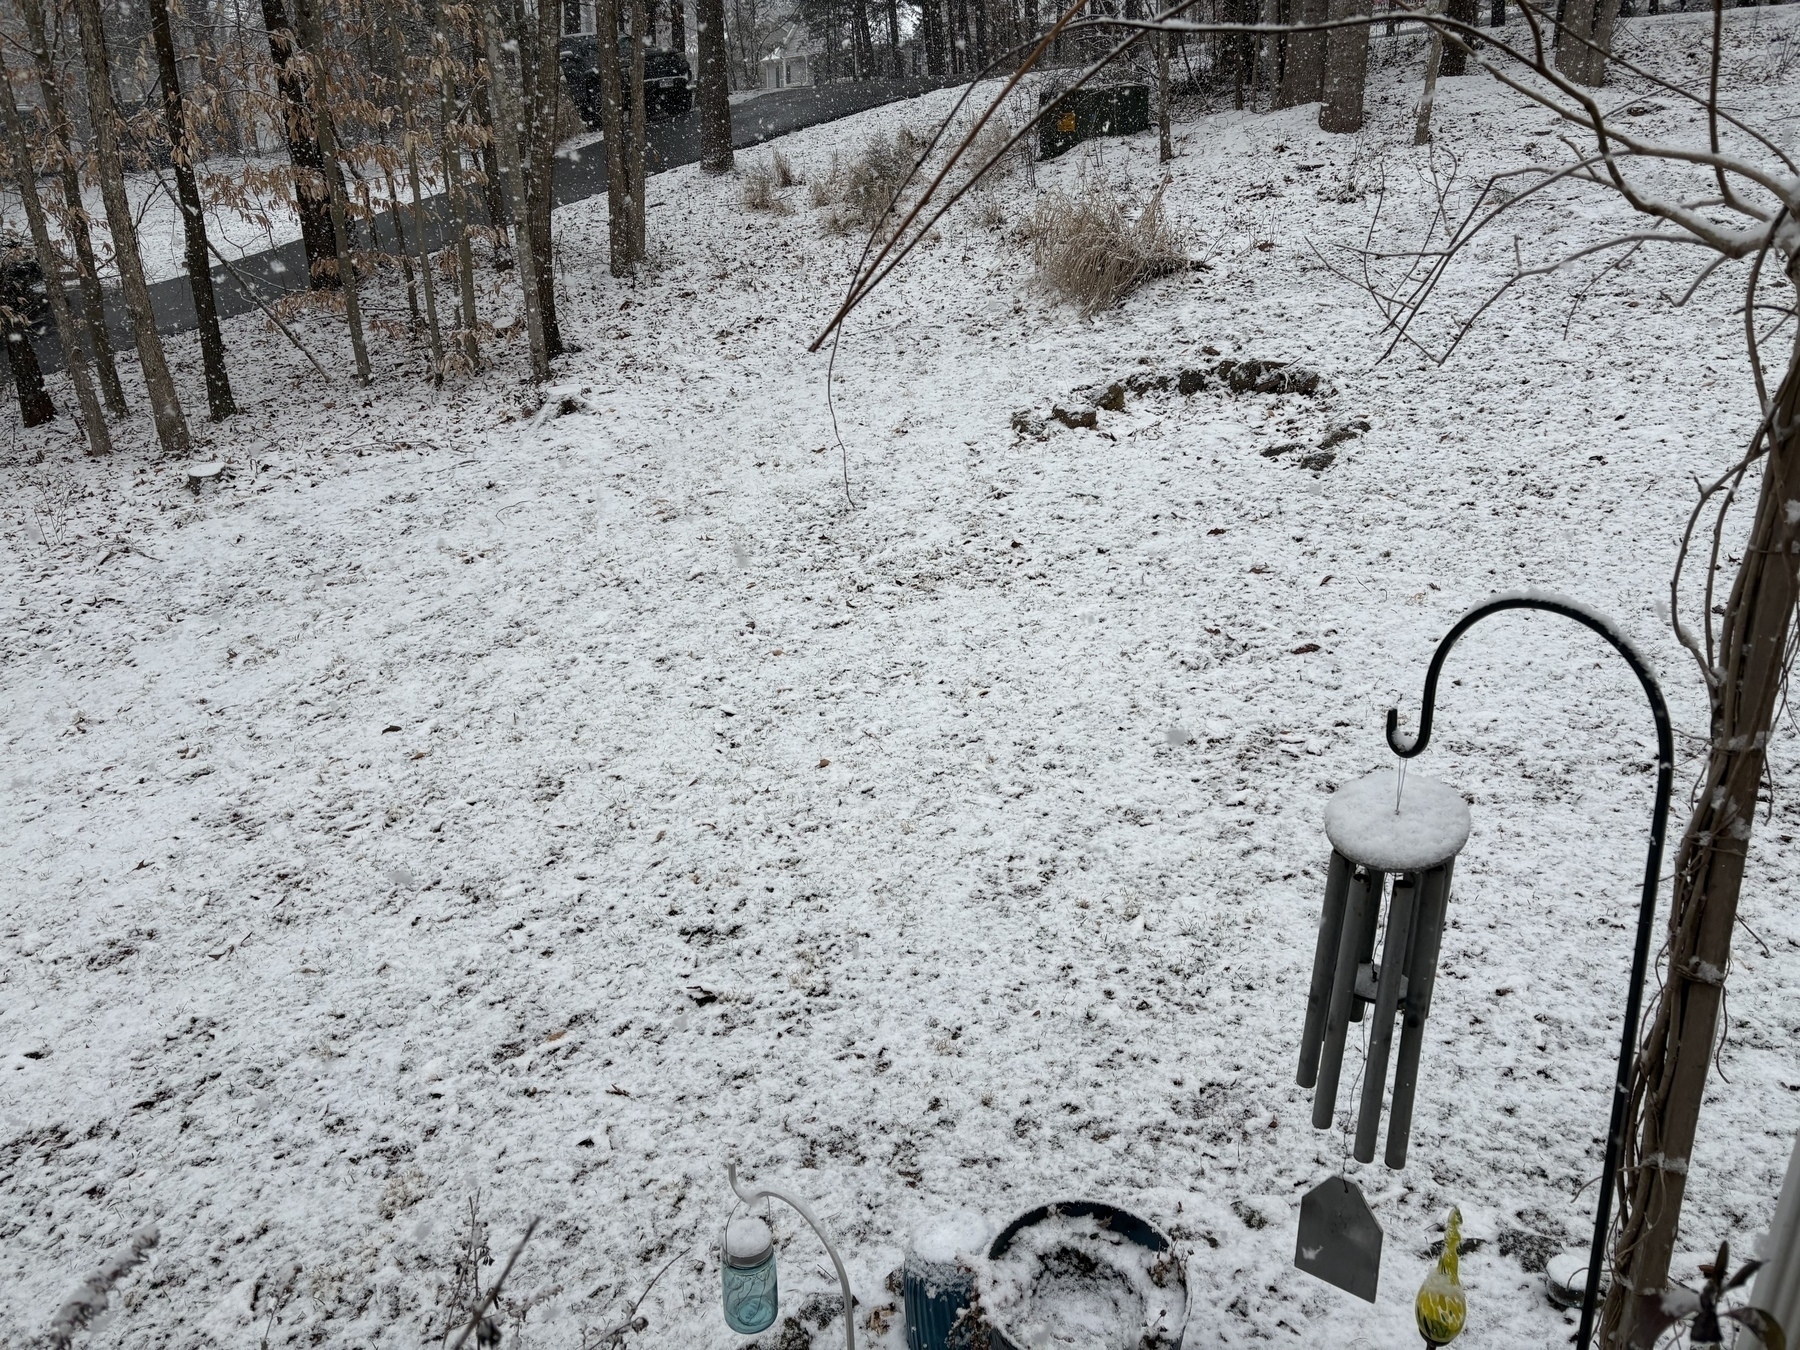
[1289,593,1674,1350]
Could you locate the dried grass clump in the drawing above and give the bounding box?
[960,118,1033,189]
[742,161,792,215]
[818,126,930,235]
[771,147,802,188]
[1024,181,1189,315]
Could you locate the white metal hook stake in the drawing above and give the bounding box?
[728,1163,856,1350]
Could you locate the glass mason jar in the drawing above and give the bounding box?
[722,1217,778,1335]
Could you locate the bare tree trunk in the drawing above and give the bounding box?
[887,0,902,74]
[1440,0,1477,74]
[629,0,648,256]
[403,140,444,374]
[70,0,191,456]
[695,0,733,170]
[1277,0,1326,105]
[1156,33,1172,161]
[2,311,56,427]
[470,38,512,251]
[0,51,110,453]
[387,171,423,330]
[387,5,443,374]
[260,0,340,287]
[483,0,549,380]
[600,0,631,269]
[150,0,236,420]
[522,0,564,353]
[1414,7,1445,144]
[1260,0,1283,103]
[293,0,372,384]
[1557,0,1602,82]
[18,0,127,417]
[1606,352,1800,1347]
[1319,0,1371,130]
[670,0,686,54]
[1585,0,1618,85]
[437,29,483,370]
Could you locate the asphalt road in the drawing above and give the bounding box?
[29,77,941,373]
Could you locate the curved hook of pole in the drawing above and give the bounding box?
[1386,590,1667,759]
[1381,590,1675,1350]
[728,1164,857,1350]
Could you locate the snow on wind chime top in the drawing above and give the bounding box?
[1324,768,1471,873]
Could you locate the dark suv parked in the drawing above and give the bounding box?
[560,37,693,128]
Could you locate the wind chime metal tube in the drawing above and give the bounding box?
[1297,851,1352,1091]
[1345,868,1381,1026]
[1307,856,1383,1131]
[1387,861,1453,1169]
[1355,872,1419,1163]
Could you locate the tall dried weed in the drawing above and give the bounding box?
[741,161,792,215]
[1024,180,1190,315]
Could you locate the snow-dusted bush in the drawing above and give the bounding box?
[741,161,791,215]
[1023,180,1189,315]
[817,126,930,236]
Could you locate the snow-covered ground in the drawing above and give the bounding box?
[0,150,315,286]
[5,10,1800,1347]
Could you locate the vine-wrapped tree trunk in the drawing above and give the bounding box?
[150,0,235,420]
[260,0,340,287]
[695,0,733,170]
[2,323,55,427]
[1605,351,1800,1348]
[70,0,191,456]
[18,0,127,417]
[0,52,110,453]
[1319,0,1371,130]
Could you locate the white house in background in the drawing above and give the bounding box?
[758,22,813,88]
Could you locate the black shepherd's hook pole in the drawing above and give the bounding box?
[1386,593,1675,1350]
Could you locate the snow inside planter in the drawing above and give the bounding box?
[978,1202,1186,1350]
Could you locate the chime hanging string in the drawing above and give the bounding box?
[1394,757,1408,815]
[1340,1009,1371,1173]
